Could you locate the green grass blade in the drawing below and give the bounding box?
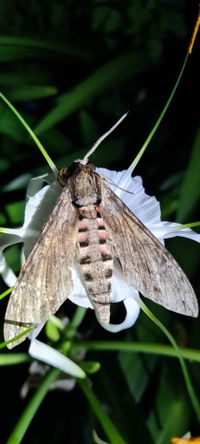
[73,340,200,362]
[0,327,33,350]
[0,288,12,300]
[140,300,200,423]
[6,368,59,444]
[0,92,57,174]
[79,380,127,444]
[127,54,189,172]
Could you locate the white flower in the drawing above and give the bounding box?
[1,162,200,374]
[20,357,76,398]
[1,166,200,339]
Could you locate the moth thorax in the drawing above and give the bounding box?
[69,170,102,207]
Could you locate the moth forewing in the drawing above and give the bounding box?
[100,181,198,318]
[4,187,78,349]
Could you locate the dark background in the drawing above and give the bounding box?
[0,1,200,443]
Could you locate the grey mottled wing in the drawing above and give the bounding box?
[4,188,78,348]
[101,183,198,317]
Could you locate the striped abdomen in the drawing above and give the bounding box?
[76,205,113,325]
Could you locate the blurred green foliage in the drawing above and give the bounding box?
[0,1,200,443]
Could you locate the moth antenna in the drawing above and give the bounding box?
[83,112,128,163]
[101,175,134,196]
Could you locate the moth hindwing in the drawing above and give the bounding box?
[4,160,198,348]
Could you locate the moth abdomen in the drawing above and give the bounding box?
[76,207,113,326]
[87,279,112,295]
[101,252,113,262]
[79,240,89,248]
[83,272,94,282]
[105,268,112,278]
[79,255,92,265]
[78,226,88,233]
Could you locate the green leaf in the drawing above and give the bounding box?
[148,370,191,443]
[79,379,127,444]
[80,361,101,374]
[5,201,25,224]
[0,353,29,365]
[35,52,147,134]
[79,111,99,146]
[0,36,92,61]
[9,86,58,102]
[6,368,60,444]
[0,69,53,86]
[0,105,27,142]
[177,128,200,221]
[45,320,60,342]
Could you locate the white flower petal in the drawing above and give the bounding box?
[0,233,23,287]
[0,253,17,287]
[101,297,140,333]
[24,183,50,227]
[28,324,45,341]
[111,260,139,302]
[69,259,139,309]
[69,263,93,308]
[97,168,132,193]
[50,379,76,391]
[23,177,61,257]
[97,168,161,225]
[0,227,24,237]
[28,339,86,379]
[24,174,59,225]
[0,232,23,250]
[151,221,200,243]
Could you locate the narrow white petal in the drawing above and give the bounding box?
[0,253,17,287]
[24,183,50,227]
[0,227,24,236]
[150,221,200,243]
[69,263,93,308]
[50,379,76,391]
[97,168,133,194]
[28,324,45,341]
[23,179,61,257]
[0,232,23,286]
[26,173,53,195]
[101,297,140,333]
[0,232,23,250]
[28,339,86,379]
[111,259,139,302]
[3,173,31,192]
[24,175,59,227]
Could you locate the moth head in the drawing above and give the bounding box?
[57,161,95,187]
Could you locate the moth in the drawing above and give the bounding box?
[4,116,199,348]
